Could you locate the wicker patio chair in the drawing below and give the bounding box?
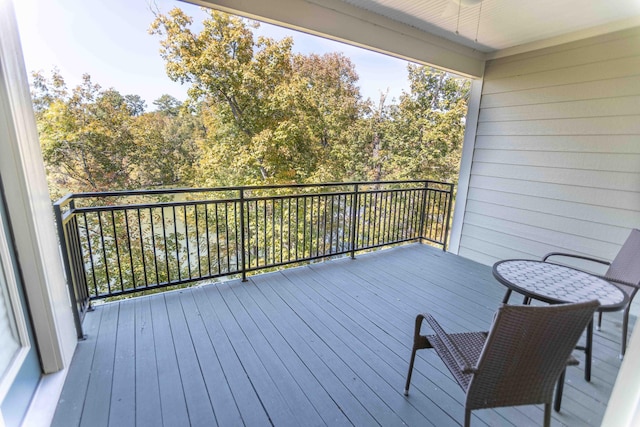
[543,228,640,357]
[404,300,600,427]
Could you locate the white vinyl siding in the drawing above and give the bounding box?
[458,27,640,266]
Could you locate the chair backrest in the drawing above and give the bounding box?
[465,300,599,411]
[606,229,640,287]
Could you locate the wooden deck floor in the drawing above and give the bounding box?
[52,243,630,426]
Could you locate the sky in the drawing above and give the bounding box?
[13,0,412,109]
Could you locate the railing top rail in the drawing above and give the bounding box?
[53,179,453,205]
[53,193,74,209]
[68,185,444,213]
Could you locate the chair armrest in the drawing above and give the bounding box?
[418,313,476,374]
[605,276,640,290]
[542,252,611,266]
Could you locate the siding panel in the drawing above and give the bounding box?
[473,149,640,173]
[484,29,640,79]
[464,200,629,244]
[482,56,640,95]
[462,222,620,261]
[480,75,640,109]
[469,175,640,211]
[471,162,640,191]
[474,135,640,153]
[477,116,640,136]
[479,96,640,122]
[466,187,640,229]
[459,29,640,266]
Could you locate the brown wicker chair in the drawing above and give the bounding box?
[404,301,600,427]
[543,228,640,357]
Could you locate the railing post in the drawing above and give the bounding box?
[53,200,85,339]
[418,181,430,243]
[239,188,247,282]
[350,183,359,259]
[442,184,454,252]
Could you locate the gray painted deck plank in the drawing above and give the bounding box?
[149,294,190,426]
[213,282,325,426]
[245,274,382,426]
[189,287,272,427]
[281,267,466,426]
[53,243,626,426]
[133,296,162,427]
[222,281,353,426]
[229,277,375,426]
[108,298,135,427]
[177,291,244,427]
[256,274,405,426]
[51,304,102,427]
[260,269,446,427]
[79,303,118,427]
[164,290,217,427]
[201,284,300,427]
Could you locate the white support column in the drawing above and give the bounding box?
[448,77,483,254]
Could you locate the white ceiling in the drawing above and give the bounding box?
[192,0,640,76]
[334,0,640,54]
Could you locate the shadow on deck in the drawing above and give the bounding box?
[52,244,629,426]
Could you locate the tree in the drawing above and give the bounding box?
[150,8,365,185]
[33,72,137,196]
[383,65,470,182]
[153,94,181,116]
[129,102,203,187]
[32,71,199,196]
[125,94,147,116]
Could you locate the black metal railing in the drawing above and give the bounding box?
[54,180,454,336]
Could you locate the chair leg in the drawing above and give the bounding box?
[464,408,471,427]
[544,402,551,427]
[585,320,593,382]
[405,315,431,395]
[621,305,631,358]
[502,289,512,304]
[597,311,603,331]
[404,346,418,396]
[554,369,566,412]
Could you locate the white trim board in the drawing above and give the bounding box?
[182,0,485,77]
[0,0,77,373]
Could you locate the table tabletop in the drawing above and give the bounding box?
[493,259,627,311]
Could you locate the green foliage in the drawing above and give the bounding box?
[150,9,368,185]
[32,71,202,197]
[34,7,470,198]
[384,65,470,183]
[33,71,137,196]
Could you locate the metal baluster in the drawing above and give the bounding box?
[195,203,202,278]
[149,207,160,286]
[137,209,148,288]
[111,210,124,293]
[239,190,247,281]
[215,203,222,275]
[350,185,359,258]
[184,205,191,280]
[124,209,135,290]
